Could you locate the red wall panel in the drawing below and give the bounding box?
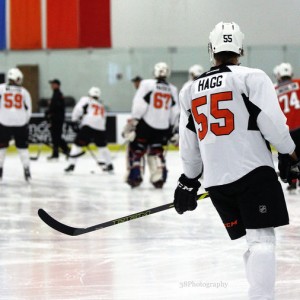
[79,0,111,48]
[47,0,79,48]
[10,0,42,49]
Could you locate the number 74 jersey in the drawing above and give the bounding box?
[275,79,300,131]
[0,83,32,126]
[72,96,106,131]
[179,65,295,188]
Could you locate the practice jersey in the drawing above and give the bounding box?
[72,96,106,131]
[0,83,32,126]
[179,64,295,188]
[275,79,300,131]
[131,79,179,130]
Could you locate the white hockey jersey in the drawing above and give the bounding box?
[0,83,32,126]
[179,64,295,188]
[131,79,179,130]
[72,96,106,131]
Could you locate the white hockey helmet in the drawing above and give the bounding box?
[154,62,170,78]
[209,22,244,59]
[276,63,293,78]
[88,87,101,98]
[189,64,204,79]
[273,65,280,80]
[7,68,23,85]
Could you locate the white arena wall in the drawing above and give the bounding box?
[0,0,300,112]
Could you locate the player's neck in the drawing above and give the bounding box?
[215,58,239,66]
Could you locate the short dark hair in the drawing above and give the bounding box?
[280,76,292,81]
[214,50,243,64]
[131,76,143,82]
[49,79,61,85]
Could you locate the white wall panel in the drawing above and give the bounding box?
[112,0,300,47]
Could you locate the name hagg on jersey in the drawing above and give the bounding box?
[197,74,226,92]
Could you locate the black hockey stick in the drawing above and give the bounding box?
[86,145,111,167]
[30,142,85,159]
[38,192,209,236]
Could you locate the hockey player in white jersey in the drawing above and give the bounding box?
[0,68,32,181]
[65,87,113,172]
[170,64,204,146]
[181,64,204,91]
[123,62,179,188]
[173,22,298,300]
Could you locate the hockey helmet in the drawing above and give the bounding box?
[189,64,204,79]
[154,62,170,78]
[7,68,23,85]
[276,63,293,78]
[88,87,101,99]
[209,22,244,60]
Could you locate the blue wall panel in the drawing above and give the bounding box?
[0,0,6,49]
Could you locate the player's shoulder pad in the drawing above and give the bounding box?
[0,83,6,91]
[243,67,271,83]
[79,96,90,103]
[21,86,31,97]
[292,78,300,85]
[169,82,178,93]
[140,79,154,85]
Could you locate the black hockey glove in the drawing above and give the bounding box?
[174,174,201,215]
[278,153,300,184]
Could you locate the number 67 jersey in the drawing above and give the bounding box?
[179,65,295,188]
[131,79,179,129]
[0,83,32,126]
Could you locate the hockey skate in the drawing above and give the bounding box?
[152,180,164,189]
[287,182,297,194]
[47,154,59,160]
[102,164,114,173]
[65,164,75,173]
[24,167,31,182]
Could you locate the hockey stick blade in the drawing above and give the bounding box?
[69,151,86,158]
[38,192,209,236]
[30,147,42,161]
[38,209,81,236]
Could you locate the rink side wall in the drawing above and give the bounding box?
[28,112,130,145]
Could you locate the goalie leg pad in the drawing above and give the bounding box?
[148,144,167,188]
[244,228,276,300]
[126,142,146,188]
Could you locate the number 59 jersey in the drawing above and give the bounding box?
[179,65,295,188]
[72,96,106,131]
[0,83,32,126]
[275,79,300,131]
[131,79,179,130]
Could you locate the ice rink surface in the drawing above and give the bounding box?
[0,151,299,300]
